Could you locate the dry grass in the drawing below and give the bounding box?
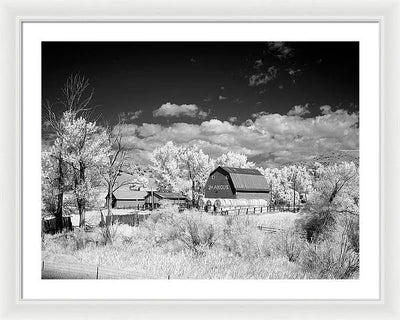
[42,207,358,279]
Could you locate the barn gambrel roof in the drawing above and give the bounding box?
[210,166,270,192]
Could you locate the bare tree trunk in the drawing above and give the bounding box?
[78,161,86,228]
[329,184,339,203]
[78,199,85,227]
[106,185,113,226]
[192,180,195,207]
[293,179,296,213]
[55,154,64,233]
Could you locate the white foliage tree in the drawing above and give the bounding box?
[310,161,359,215]
[260,165,313,209]
[181,145,214,203]
[151,141,185,193]
[215,151,255,168]
[150,141,214,202]
[60,110,110,227]
[41,149,61,217]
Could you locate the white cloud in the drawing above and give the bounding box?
[228,116,238,123]
[115,107,359,167]
[128,110,143,120]
[153,102,209,119]
[287,68,302,84]
[254,59,263,69]
[287,104,310,117]
[287,68,302,76]
[320,105,332,115]
[266,42,294,60]
[252,111,268,118]
[248,66,278,86]
[118,110,143,122]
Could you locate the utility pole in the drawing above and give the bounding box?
[151,187,154,210]
[293,177,296,213]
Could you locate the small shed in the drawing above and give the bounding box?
[204,166,270,201]
[111,190,147,209]
[144,191,188,209]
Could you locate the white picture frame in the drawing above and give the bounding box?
[1,0,399,318]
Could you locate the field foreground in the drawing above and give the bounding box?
[42,209,358,279]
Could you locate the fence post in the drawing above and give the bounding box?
[42,261,44,271]
[96,266,99,279]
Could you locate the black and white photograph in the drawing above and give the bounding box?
[41,41,360,280]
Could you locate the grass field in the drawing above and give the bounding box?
[43,208,358,279]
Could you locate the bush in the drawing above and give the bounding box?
[142,206,224,255]
[299,220,359,279]
[273,228,306,262]
[42,228,94,253]
[295,211,335,242]
[97,223,120,245]
[221,216,269,259]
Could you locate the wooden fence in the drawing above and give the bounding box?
[41,261,158,279]
[257,225,283,233]
[213,205,301,216]
[42,216,73,234]
[105,212,151,227]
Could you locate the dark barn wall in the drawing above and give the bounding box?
[205,170,235,199]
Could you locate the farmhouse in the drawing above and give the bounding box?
[111,189,147,209]
[204,166,270,201]
[106,171,157,209]
[144,191,188,209]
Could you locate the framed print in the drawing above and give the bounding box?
[0,0,399,319]
[21,21,379,301]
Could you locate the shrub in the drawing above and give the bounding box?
[97,223,121,245]
[345,216,359,253]
[143,207,224,255]
[295,211,335,242]
[273,228,306,262]
[42,228,95,253]
[221,216,268,259]
[167,212,222,255]
[299,221,359,279]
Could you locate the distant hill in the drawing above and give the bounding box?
[283,150,359,168]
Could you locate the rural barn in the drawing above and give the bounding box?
[204,166,270,201]
[111,189,147,209]
[144,191,188,209]
[106,171,158,209]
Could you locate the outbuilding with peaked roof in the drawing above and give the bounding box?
[204,166,270,200]
[144,191,188,209]
[111,189,148,209]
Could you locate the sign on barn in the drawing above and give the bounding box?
[204,166,270,201]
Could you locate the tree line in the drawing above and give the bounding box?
[42,74,359,234]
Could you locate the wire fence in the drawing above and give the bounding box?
[41,260,159,280]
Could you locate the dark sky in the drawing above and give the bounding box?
[42,42,359,124]
[42,42,359,167]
